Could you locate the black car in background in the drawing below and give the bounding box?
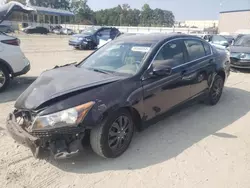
[7,33,230,160]
[230,34,250,69]
[69,26,120,50]
[24,26,49,34]
[0,25,14,33]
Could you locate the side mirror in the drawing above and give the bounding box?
[97,33,102,37]
[152,63,172,76]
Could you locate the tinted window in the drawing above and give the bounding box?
[212,35,227,43]
[110,28,120,39]
[98,29,111,37]
[234,35,250,47]
[203,42,211,55]
[153,40,185,68]
[184,40,206,61]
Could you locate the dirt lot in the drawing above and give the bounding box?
[1,35,250,188]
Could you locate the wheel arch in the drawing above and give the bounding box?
[0,58,13,75]
[92,104,143,131]
[217,69,226,81]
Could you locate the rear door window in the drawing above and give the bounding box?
[203,42,212,55]
[184,39,206,61]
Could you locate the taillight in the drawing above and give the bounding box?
[1,39,20,46]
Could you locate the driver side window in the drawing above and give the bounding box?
[153,40,185,68]
[97,29,111,39]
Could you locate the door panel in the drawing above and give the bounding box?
[142,69,190,120]
[183,40,215,97]
[142,39,191,120]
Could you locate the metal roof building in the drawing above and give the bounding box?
[9,5,74,25]
[31,6,74,17]
[219,9,250,34]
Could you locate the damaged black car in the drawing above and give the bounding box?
[7,33,230,160]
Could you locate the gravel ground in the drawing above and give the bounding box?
[0,35,250,188]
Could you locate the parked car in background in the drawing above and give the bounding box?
[69,26,120,50]
[61,28,74,35]
[54,28,74,35]
[222,35,235,45]
[0,32,30,91]
[97,32,125,48]
[0,25,14,33]
[53,29,61,35]
[230,34,250,69]
[23,26,49,34]
[7,33,230,160]
[49,25,62,33]
[0,1,32,92]
[204,34,232,48]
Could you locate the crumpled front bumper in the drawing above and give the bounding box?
[6,113,41,157]
[6,113,85,159]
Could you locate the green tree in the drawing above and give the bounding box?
[163,10,175,26]
[71,0,95,24]
[140,4,153,26]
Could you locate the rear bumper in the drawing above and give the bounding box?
[13,63,30,77]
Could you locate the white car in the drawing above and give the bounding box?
[0,1,33,92]
[0,32,30,91]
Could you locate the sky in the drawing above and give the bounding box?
[87,0,250,20]
[0,0,249,20]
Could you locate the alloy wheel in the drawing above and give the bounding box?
[211,77,223,101]
[108,115,132,151]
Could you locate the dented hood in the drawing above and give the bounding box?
[15,65,123,110]
[0,2,35,23]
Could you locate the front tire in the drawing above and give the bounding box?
[207,75,224,105]
[90,109,134,158]
[0,65,10,92]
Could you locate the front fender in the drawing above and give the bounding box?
[84,86,144,129]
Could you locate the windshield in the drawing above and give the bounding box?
[79,41,153,75]
[234,35,250,47]
[82,27,99,35]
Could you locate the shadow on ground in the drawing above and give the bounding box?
[0,76,37,104]
[49,86,250,174]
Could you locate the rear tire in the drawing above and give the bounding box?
[206,75,224,105]
[0,65,10,92]
[90,109,134,158]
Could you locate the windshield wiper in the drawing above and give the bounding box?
[92,68,111,75]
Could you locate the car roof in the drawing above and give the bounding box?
[115,33,199,44]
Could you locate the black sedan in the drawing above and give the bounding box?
[230,34,250,69]
[7,33,230,160]
[23,26,49,34]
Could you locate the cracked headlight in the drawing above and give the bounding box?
[32,102,95,130]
